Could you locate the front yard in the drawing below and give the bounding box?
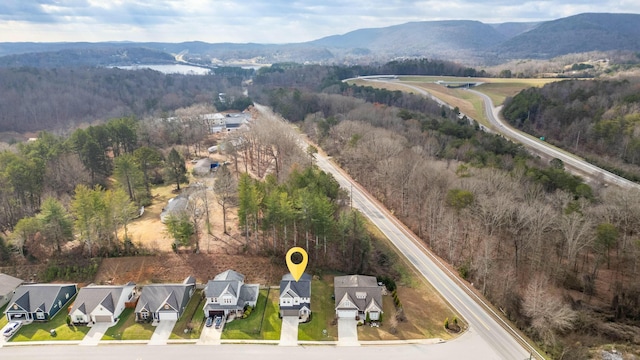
[102,308,155,340]
[170,289,205,339]
[221,288,281,340]
[11,312,89,341]
[298,277,337,341]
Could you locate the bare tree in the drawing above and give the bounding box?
[213,165,237,235]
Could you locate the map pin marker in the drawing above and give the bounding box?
[286,247,308,282]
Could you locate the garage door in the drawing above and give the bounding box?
[94,315,113,323]
[158,312,178,321]
[337,310,357,319]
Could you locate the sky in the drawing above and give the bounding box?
[1,0,639,44]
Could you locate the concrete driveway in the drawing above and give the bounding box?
[197,322,223,345]
[337,318,359,346]
[148,320,177,345]
[278,316,298,346]
[80,322,113,346]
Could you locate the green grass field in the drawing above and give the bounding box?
[298,277,338,341]
[102,308,155,340]
[170,290,205,339]
[11,310,89,341]
[221,289,273,340]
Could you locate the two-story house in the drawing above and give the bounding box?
[279,273,311,322]
[203,270,259,319]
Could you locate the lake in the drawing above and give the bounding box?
[115,64,211,75]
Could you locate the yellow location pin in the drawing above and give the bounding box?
[286,247,308,282]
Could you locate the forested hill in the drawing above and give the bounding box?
[495,13,640,60]
[502,78,640,180]
[0,67,249,133]
[1,13,639,66]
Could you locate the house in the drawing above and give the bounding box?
[334,275,383,321]
[5,284,77,322]
[69,282,136,325]
[279,273,311,321]
[160,194,189,223]
[203,270,259,319]
[135,276,196,322]
[0,273,23,308]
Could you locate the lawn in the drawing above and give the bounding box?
[11,311,89,341]
[221,289,274,340]
[170,289,205,339]
[102,308,155,340]
[298,277,337,341]
[0,304,8,329]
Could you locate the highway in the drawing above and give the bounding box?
[359,76,639,190]
[469,89,640,190]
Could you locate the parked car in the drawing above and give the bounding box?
[3,321,22,338]
[205,316,213,327]
[214,316,223,329]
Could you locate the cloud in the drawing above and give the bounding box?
[0,0,639,43]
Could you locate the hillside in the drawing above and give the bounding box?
[1,13,640,66]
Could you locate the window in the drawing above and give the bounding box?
[223,297,232,304]
[75,315,84,322]
[212,297,218,303]
[36,312,45,320]
[344,300,351,307]
[141,311,148,319]
[355,292,367,300]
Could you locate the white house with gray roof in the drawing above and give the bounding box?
[135,276,196,322]
[279,273,311,322]
[334,275,383,321]
[0,273,23,308]
[203,270,259,319]
[69,282,136,325]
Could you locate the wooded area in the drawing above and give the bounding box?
[249,63,640,358]
[0,58,639,357]
[503,77,640,182]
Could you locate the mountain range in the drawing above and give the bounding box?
[1,12,639,67]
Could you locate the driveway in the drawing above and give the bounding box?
[148,320,177,345]
[80,322,113,346]
[337,318,359,346]
[197,322,223,345]
[278,316,298,346]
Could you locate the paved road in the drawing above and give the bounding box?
[359,76,639,190]
[0,332,505,360]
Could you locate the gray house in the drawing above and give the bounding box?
[160,194,189,223]
[5,284,77,322]
[203,270,259,319]
[334,275,383,321]
[69,282,136,325]
[279,273,311,321]
[135,276,196,322]
[0,273,23,308]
